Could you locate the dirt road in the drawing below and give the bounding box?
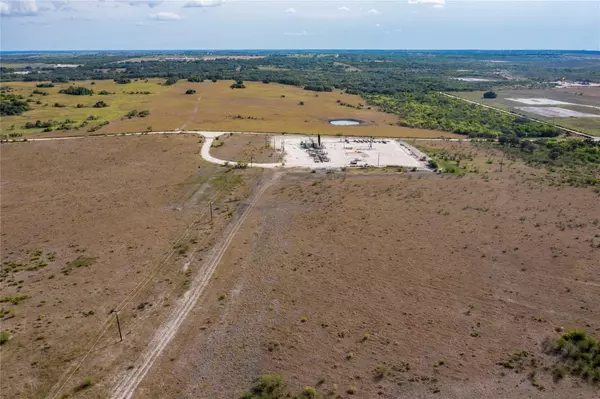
[110,172,280,399]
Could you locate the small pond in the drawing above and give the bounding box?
[329,119,362,126]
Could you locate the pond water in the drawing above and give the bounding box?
[329,119,361,126]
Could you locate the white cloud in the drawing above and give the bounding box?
[123,1,162,7]
[284,30,308,36]
[135,21,144,25]
[0,0,38,16]
[367,9,380,15]
[285,7,296,13]
[338,6,349,12]
[375,23,380,27]
[0,2,10,14]
[408,0,446,4]
[433,4,444,8]
[183,0,223,8]
[52,0,72,11]
[149,11,181,20]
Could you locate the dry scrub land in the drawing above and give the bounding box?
[135,142,600,398]
[0,135,263,398]
[1,138,598,399]
[210,134,281,164]
[1,80,455,139]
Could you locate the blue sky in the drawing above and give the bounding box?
[1,0,599,51]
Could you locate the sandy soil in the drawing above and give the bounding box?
[0,135,263,398]
[134,142,600,398]
[210,134,281,164]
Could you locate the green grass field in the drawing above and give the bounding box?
[2,79,171,135]
[2,79,457,139]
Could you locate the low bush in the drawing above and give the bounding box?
[545,330,600,384]
[0,331,11,345]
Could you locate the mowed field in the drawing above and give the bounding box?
[0,135,264,398]
[131,142,599,398]
[455,87,600,136]
[1,79,456,139]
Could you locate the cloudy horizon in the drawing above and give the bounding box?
[1,0,599,51]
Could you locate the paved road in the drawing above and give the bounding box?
[440,92,598,141]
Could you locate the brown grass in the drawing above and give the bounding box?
[210,133,281,164]
[133,142,600,398]
[0,135,262,398]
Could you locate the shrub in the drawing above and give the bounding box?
[93,101,108,108]
[0,295,29,305]
[546,330,600,384]
[483,90,497,99]
[298,101,305,106]
[36,83,54,88]
[59,86,93,96]
[373,365,389,379]
[74,377,93,392]
[185,89,197,95]
[114,77,131,84]
[0,94,30,116]
[0,331,11,345]
[301,386,317,398]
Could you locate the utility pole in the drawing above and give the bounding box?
[115,311,123,342]
[377,152,380,167]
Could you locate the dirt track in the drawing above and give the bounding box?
[133,143,600,398]
[0,135,264,398]
[111,172,280,399]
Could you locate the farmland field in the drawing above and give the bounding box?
[1,80,456,139]
[454,88,600,136]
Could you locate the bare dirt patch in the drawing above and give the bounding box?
[0,135,263,398]
[134,142,599,398]
[517,107,600,118]
[210,133,281,164]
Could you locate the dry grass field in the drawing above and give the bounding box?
[2,136,598,399]
[0,135,264,398]
[210,133,281,164]
[129,142,599,398]
[1,80,456,139]
[454,88,600,136]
